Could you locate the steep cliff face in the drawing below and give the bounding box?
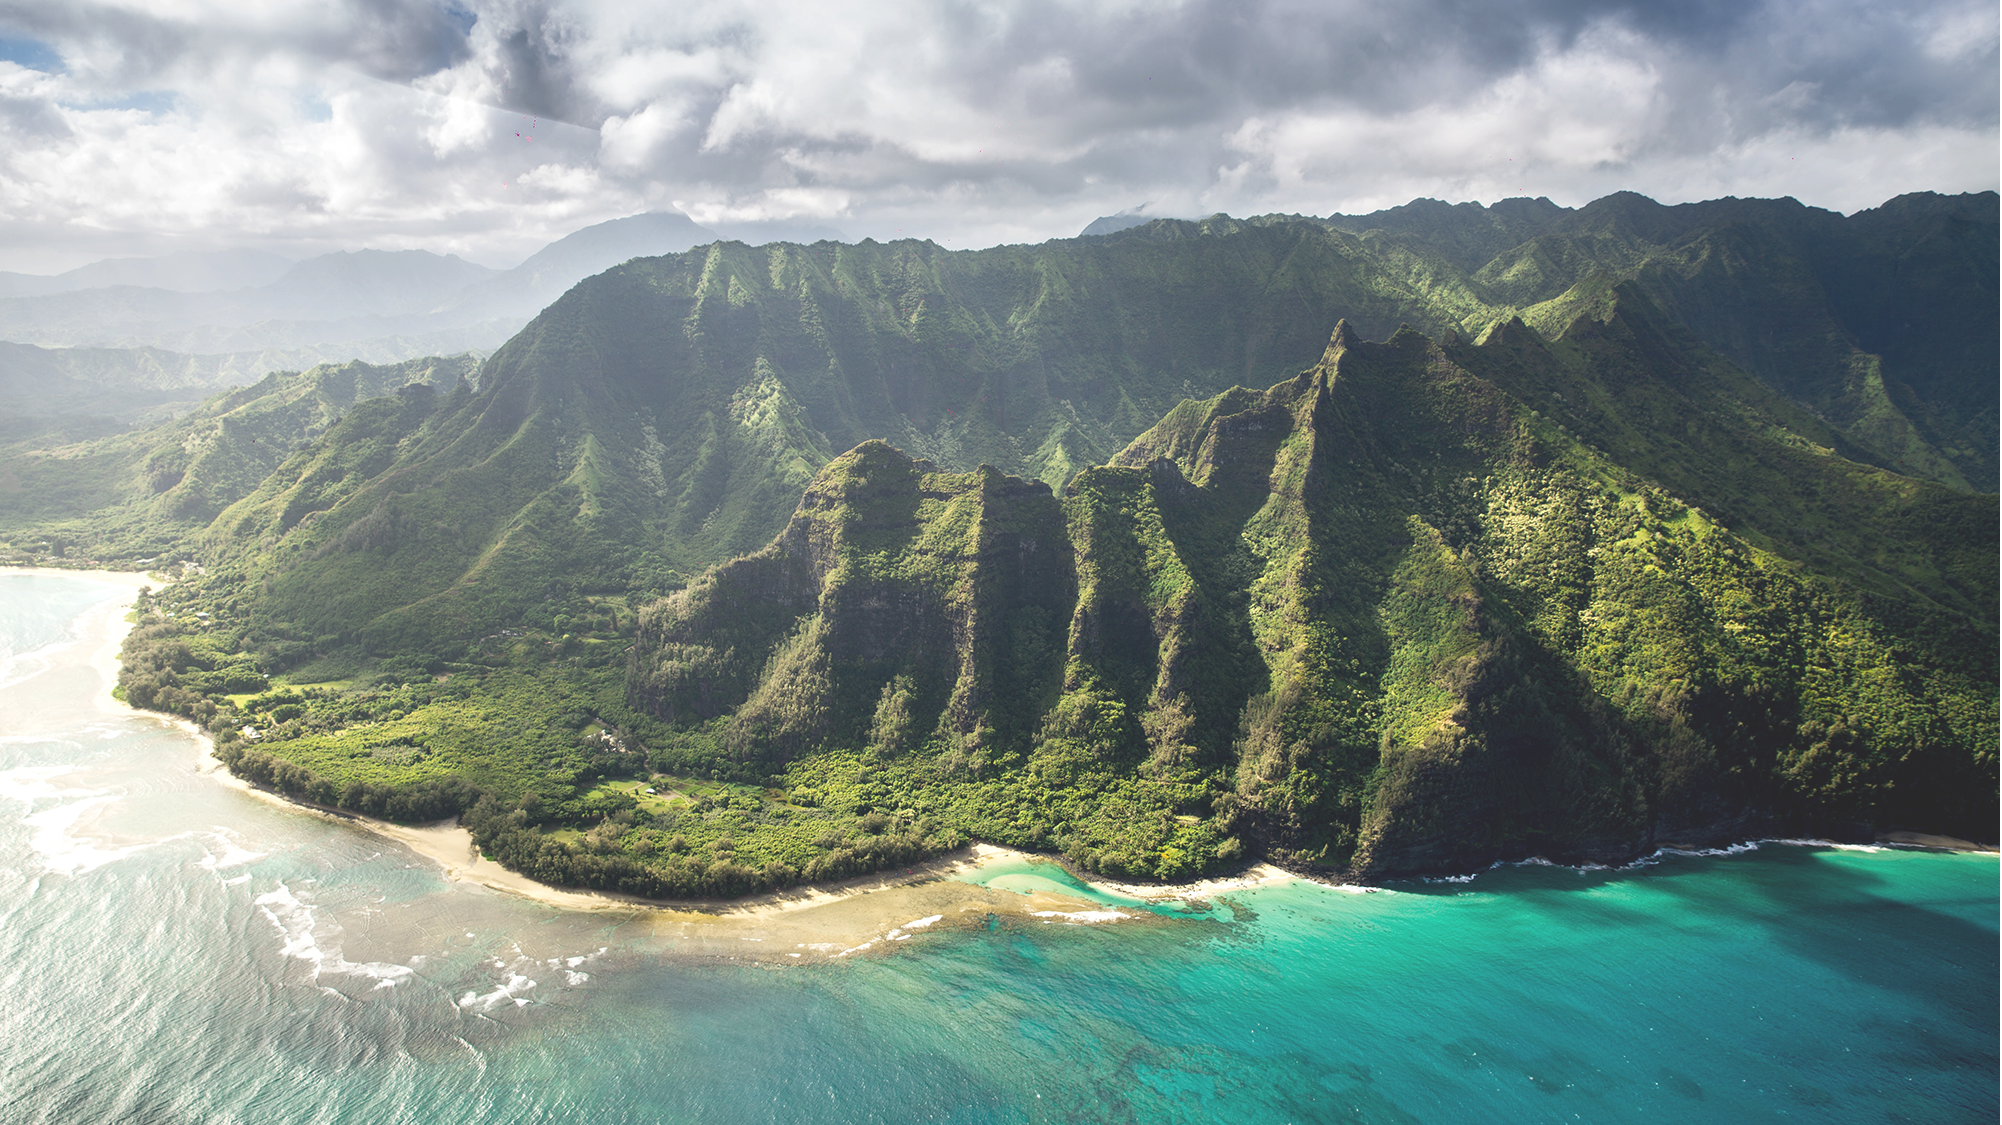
[628,312,1996,881]
[1106,321,1667,874]
[631,441,1074,763]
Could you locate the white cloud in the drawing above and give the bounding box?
[0,0,1989,271]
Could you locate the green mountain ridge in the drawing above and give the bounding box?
[0,188,1981,893]
[43,191,1984,660]
[0,354,478,562]
[1322,189,1998,489]
[612,308,1990,880]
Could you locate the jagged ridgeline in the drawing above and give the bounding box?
[630,319,1994,878]
[141,222,1506,652]
[53,190,1986,656]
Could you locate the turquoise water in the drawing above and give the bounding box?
[1,572,1995,1123]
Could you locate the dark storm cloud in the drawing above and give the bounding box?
[344,0,479,80]
[930,0,1989,135]
[488,8,603,126]
[4,0,1988,148]
[0,91,72,139]
[0,0,476,88]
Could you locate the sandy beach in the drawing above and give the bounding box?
[0,565,164,593]
[203,764,1297,959]
[1,567,159,716]
[1877,830,2000,854]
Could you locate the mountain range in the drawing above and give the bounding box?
[6,188,1987,893]
[0,210,731,421]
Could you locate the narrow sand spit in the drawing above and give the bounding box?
[1877,830,1999,854]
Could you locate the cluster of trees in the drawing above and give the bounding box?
[216,741,484,822]
[461,794,965,897]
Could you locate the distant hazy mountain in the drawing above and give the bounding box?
[0,211,721,410]
[441,211,717,320]
[101,316,522,364]
[0,211,725,334]
[0,214,727,349]
[0,337,500,425]
[0,249,297,299]
[1079,210,1155,237]
[0,251,500,349]
[255,250,498,319]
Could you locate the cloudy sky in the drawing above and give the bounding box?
[0,0,1993,271]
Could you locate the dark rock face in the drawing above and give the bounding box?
[630,441,1074,760]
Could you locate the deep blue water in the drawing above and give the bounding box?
[1,572,1994,1123]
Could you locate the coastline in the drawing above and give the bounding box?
[7,565,1281,953]
[200,755,1300,954]
[0,565,163,584]
[30,566,1985,956]
[0,567,160,719]
[1876,830,2000,854]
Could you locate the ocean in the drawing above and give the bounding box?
[1,571,1994,1123]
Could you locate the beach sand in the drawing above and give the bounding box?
[206,773,1295,960]
[1876,830,1999,854]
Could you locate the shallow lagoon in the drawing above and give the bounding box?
[1,572,1994,1123]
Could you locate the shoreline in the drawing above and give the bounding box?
[201,758,1298,923]
[7,566,1291,948]
[16,568,1990,954]
[0,565,165,584]
[0,568,162,720]
[1875,830,2000,854]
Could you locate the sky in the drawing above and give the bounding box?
[0,0,1994,272]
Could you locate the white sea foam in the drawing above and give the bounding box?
[1029,909,1129,924]
[457,972,537,1011]
[884,913,945,941]
[1431,837,1890,883]
[0,636,75,693]
[194,829,266,872]
[0,766,170,875]
[0,763,91,802]
[1653,841,1761,860]
[1763,837,1884,853]
[252,881,415,990]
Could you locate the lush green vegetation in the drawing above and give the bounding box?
[15,187,1984,895]
[1330,190,1998,490]
[0,354,478,566]
[627,303,1995,881]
